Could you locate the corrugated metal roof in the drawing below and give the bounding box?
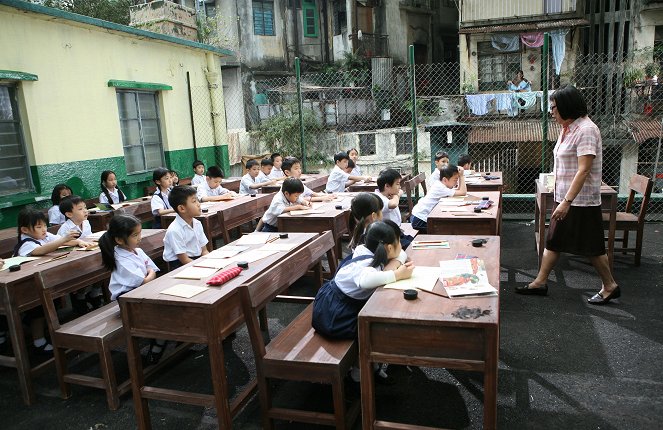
[627,119,662,143]
[468,120,561,144]
[459,18,589,34]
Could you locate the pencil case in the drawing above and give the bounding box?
[206,266,242,286]
[475,200,493,210]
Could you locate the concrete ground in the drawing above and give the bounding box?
[1,221,662,429]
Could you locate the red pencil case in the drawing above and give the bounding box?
[206,266,242,286]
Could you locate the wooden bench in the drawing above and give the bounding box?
[239,231,360,430]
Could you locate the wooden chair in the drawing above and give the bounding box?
[33,256,127,409]
[238,231,360,430]
[402,172,427,222]
[603,174,653,266]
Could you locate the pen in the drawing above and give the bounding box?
[417,288,448,299]
[35,252,70,266]
[413,240,448,244]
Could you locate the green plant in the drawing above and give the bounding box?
[623,66,644,87]
[255,103,325,159]
[644,62,660,78]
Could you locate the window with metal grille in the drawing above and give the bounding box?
[0,84,33,196]
[253,0,275,36]
[359,133,376,156]
[116,91,165,174]
[395,132,413,155]
[303,0,318,37]
[477,41,521,92]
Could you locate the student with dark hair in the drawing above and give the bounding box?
[312,220,414,341]
[518,85,619,305]
[196,166,236,202]
[457,154,473,171]
[256,178,310,232]
[240,159,277,195]
[163,186,208,270]
[268,153,285,179]
[426,151,450,188]
[49,183,72,225]
[57,196,94,243]
[282,156,335,202]
[349,192,383,250]
[411,164,466,233]
[191,160,206,186]
[99,214,158,301]
[256,158,276,183]
[99,214,161,363]
[99,170,126,205]
[151,167,174,228]
[169,169,179,187]
[347,147,362,176]
[376,169,415,249]
[325,151,371,193]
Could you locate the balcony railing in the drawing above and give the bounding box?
[349,33,389,58]
[461,0,577,23]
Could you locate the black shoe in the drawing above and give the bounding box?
[375,368,397,386]
[515,284,548,296]
[32,342,54,357]
[588,286,621,305]
[145,341,164,366]
[71,296,90,315]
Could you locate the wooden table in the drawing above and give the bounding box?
[276,193,353,264]
[87,197,154,232]
[427,190,502,236]
[347,180,378,193]
[464,171,503,192]
[119,232,318,430]
[534,179,617,269]
[222,177,242,193]
[260,173,329,194]
[0,227,17,259]
[359,235,500,429]
[0,229,165,405]
[161,193,274,251]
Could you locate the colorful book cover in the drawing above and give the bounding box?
[439,258,497,298]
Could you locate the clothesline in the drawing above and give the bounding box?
[465,91,555,116]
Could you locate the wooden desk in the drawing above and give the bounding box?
[427,190,502,236]
[119,232,318,430]
[259,174,329,194]
[347,181,378,193]
[87,197,154,232]
[276,194,353,264]
[222,177,242,193]
[464,171,503,192]
[161,193,274,251]
[534,180,617,269]
[359,235,500,429]
[0,229,165,405]
[0,227,17,259]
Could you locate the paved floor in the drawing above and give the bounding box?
[1,221,662,429]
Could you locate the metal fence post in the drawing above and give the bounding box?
[409,45,419,177]
[295,57,307,172]
[541,32,550,174]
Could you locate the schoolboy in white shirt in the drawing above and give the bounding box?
[282,156,335,202]
[375,169,403,226]
[325,152,371,193]
[256,158,276,183]
[411,165,466,233]
[191,160,206,186]
[256,178,311,232]
[240,159,277,195]
[426,151,450,189]
[163,186,209,269]
[196,166,237,202]
[56,196,94,240]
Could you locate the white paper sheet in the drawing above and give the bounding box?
[206,245,249,259]
[172,266,218,280]
[383,266,441,292]
[160,284,208,298]
[0,256,40,271]
[235,233,275,245]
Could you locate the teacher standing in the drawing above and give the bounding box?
[516,85,620,305]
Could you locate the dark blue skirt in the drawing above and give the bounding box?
[312,279,368,340]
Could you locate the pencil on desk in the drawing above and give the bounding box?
[35,253,70,266]
[266,235,279,244]
[417,288,448,299]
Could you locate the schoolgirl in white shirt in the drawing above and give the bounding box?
[48,183,72,225]
[150,167,174,228]
[312,220,414,340]
[347,147,362,176]
[99,170,126,205]
[267,153,285,179]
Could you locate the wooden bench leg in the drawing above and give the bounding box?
[99,345,120,410]
[53,345,72,400]
[622,230,630,254]
[635,227,643,266]
[332,372,348,430]
[125,335,152,430]
[208,337,233,429]
[326,249,338,277]
[258,308,268,332]
[257,371,275,430]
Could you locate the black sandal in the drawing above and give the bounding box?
[145,341,164,365]
[588,286,621,305]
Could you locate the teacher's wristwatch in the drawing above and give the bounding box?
[562,197,573,203]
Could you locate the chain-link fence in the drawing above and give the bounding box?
[190,51,663,220]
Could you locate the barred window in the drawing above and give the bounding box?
[116,91,165,174]
[396,132,413,155]
[0,84,32,196]
[359,133,376,156]
[253,0,275,36]
[477,41,521,92]
[303,0,318,37]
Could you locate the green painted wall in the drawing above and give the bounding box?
[0,146,227,229]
